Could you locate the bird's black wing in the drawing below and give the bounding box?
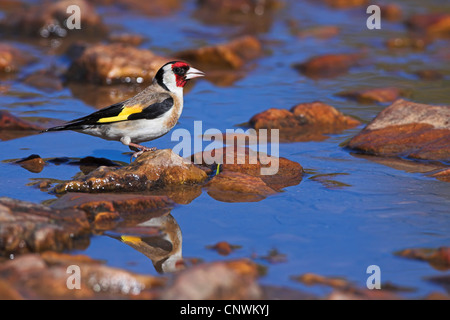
[44,97,173,132]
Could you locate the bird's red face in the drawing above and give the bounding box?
[171,62,205,88]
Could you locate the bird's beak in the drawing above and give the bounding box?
[185,67,205,80]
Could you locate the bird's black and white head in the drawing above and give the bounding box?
[154,61,205,95]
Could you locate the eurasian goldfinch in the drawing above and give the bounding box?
[43,61,205,158]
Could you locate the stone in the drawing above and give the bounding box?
[66,43,171,85]
[176,35,262,70]
[406,13,450,37]
[346,99,450,162]
[0,0,106,38]
[54,149,208,194]
[293,53,365,78]
[0,197,90,255]
[249,102,360,142]
[336,87,404,103]
[160,259,262,299]
[15,154,46,173]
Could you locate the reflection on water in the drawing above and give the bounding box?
[109,211,184,274]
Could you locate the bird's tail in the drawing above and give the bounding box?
[40,124,70,133]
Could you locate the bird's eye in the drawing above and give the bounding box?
[173,67,181,74]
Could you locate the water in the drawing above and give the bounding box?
[0,0,449,298]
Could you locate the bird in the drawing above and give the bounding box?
[43,61,205,159]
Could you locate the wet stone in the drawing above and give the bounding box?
[54,149,208,194]
[15,154,46,173]
[160,259,262,300]
[249,101,360,142]
[293,52,366,78]
[50,193,175,231]
[336,87,404,103]
[406,13,450,37]
[345,99,450,162]
[0,43,35,73]
[66,43,172,85]
[0,0,107,38]
[0,253,165,299]
[192,146,303,191]
[0,197,90,256]
[176,35,261,67]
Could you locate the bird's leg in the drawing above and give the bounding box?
[128,143,157,160]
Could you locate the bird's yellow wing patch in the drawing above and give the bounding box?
[121,235,142,244]
[96,104,144,123]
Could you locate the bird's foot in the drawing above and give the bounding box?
[128,143,157,162]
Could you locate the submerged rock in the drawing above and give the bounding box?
[193,146,303,190]
[0,43,34,73]
[66,43,171,85]
[194,0,281,33]
[176,35,262,86]
[395,247,450,271]
[206,171,277,202]
[0,110,46,141]
[323,0,368,9]
[192,146,303,202]
[93,0,181,16]
[0,197,90,256]
[0,253,165,299]
[293,53,365,78]
[0,0,107,38]
[51,193,174,231]
[160,259,262,299]
[15,154,46,173]
[346,99,450,162]
[406,13,450,37]
[54,149,208,194]
[249,101,360,142]
[336,87,404,103]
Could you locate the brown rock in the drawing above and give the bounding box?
[0,0,106,38]
[406,13,450,37]
[395,247,450,271]
[0,253,164,299]
[206,171,277,202]
[192,146,303,190]
[196,0,281,15]
[296,26,340,39]
[293,53,365,78]
[429,168,450,182]
[385,37,431,50]
[292,273,350,289]
[346,99,450,162]
[379,4,402,21]
[249,102,360,142]
[194,0,281,33]
[0,197,90,255]
[415,70,444,81]
[15,154,46,173]
[108,32,145,46]
[177,35,262,70]
[336,87,404,103]
[51,193,174,231]
[0,43,34,73]
[207,241,241,256]
[0,110,45,131]
[160,259,262,299]
[54,149,208,194]
[66,43,172,85]
[0,110,48,141]
[93,0,181,16]
[323,0,368,8]
[23,69,64,92]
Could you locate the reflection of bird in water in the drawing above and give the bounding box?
[111,212,184,274]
